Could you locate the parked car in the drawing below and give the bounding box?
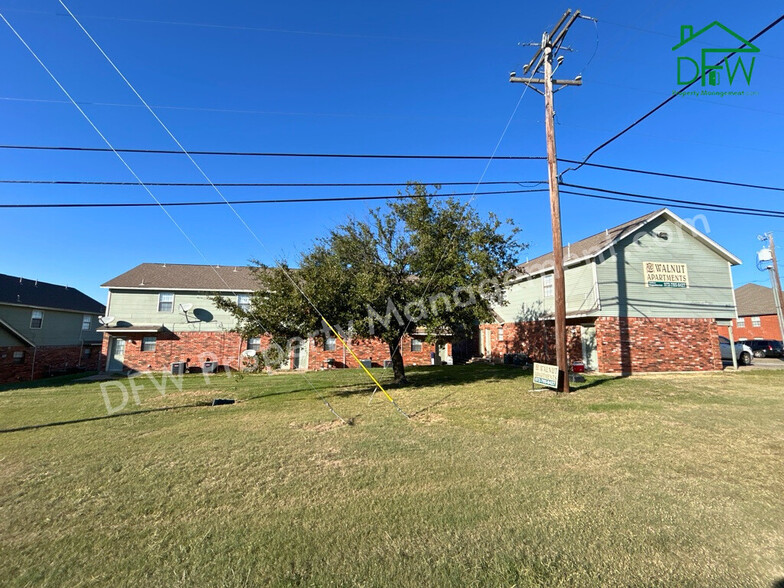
[746,339,784,358]
[718,336,752,365]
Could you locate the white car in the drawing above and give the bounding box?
[719,336,752,366]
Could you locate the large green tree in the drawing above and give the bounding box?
[217,183,525,384]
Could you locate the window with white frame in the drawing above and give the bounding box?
[411,338,422,352]
[30,310,43,329]
[543,274,554,298]
[498,326,504,341]
[237,293,251,312]
[752,316,761,327]
[324,336,337,351]
[13,351,24,364]
[141,337,157,352]
[158,292,174,312]
[737,317,745,328]
[247,337,261,351]
[81,315,92,331]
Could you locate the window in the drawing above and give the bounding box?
[411,338,423,352]
[81,315,92,331]
[158,292,174,312]
[324,336,337,351]
[247,337,261,351]
[13,351,24,364]
[752,316,761,328]
[237,293,251,312]
[141,337,157,352]
[737,317,745,328]
[498,326,504,341]
[30,310,43,329]
[543,274,554,298]
[83,347,92,357]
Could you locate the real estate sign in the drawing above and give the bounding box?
[533,362,559,389]
[644,261,689,288]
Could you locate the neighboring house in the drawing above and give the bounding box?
[0,273,105,384]
[100,263,447,373]
[480,208,741,374]
[717,283,782,341]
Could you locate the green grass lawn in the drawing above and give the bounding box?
[1,365,783,587]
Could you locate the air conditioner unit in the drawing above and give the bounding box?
[202,361,218,374]
[171,361,187,375]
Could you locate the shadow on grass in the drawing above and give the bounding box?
[0,371,99,393]
[0,402,211,434]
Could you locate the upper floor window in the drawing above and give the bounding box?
[30,310,44,329]
[158,292,174,313]
[81,315,92,331]
[324,336,337,351]
[737,317,745,328]
[237,293,251,312]
[411,338,422,352]
[543,274,554,298]
[247,337,261,351]
[752,316,761,327]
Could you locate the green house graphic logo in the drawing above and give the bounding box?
[672,22,758,86]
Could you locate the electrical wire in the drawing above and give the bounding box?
[559,12,784,178]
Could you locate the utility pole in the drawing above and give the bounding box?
[764,233,784,340]
[510,9,588,392]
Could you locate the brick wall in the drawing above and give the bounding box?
[717,314,781,341]
[102,331,447,373]
[307,335,440,369]
[479,321,582,364]
[0,343,103,384]
[595,316,722,374]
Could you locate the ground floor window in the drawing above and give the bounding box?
[324,336,337,351]
[247,337,261,351]
[12,351,24,364]
[141,337,157,352]
[411,338,423,352]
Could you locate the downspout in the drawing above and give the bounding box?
[30,344,37,381]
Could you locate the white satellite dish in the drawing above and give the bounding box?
[98,316,115,326]
[241,349,257,357]
[179,303,193,313]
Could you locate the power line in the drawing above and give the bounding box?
[0,188,548,208]
[560,12,784,177]
[560,183,784,219]
[0,178,537,187]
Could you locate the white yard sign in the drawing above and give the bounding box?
[533,362,559,389]
[644,261,689,288]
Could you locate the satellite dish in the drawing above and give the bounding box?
[179,303,193,313]
[241,349,257,357]
[99,316,115,326]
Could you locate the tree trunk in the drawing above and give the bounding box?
[388,340,408,385]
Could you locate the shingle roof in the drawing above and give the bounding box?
[102,263,259,291]
[0,273,105,314]
[516,207,740,277]
[517,209,664,276]
[734,283,778,316]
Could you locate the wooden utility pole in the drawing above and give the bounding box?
[766,233,784,339]
[511,9,587,392]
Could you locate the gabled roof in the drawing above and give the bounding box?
[102,263,259,292]
[734,283,778,316]
[671,21,759,52]
[0,317,34,346]
[514,208,741,280]
[0,273,104,314]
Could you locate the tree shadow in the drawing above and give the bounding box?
[0,371,99,393]
[0,402,210,434]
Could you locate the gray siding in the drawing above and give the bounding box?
[0,328,22,346]
[595,217,736,319]
[107,290,240,332]
[493,262,599,323]
[0,304,103,346]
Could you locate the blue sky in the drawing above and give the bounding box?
[0,0,782,304]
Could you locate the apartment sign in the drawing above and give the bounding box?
[533,362,559,389]
[644,262,689,288]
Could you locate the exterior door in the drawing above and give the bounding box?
[581,325,598,371]
[292,340,309,370]
[108,338,126,372]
